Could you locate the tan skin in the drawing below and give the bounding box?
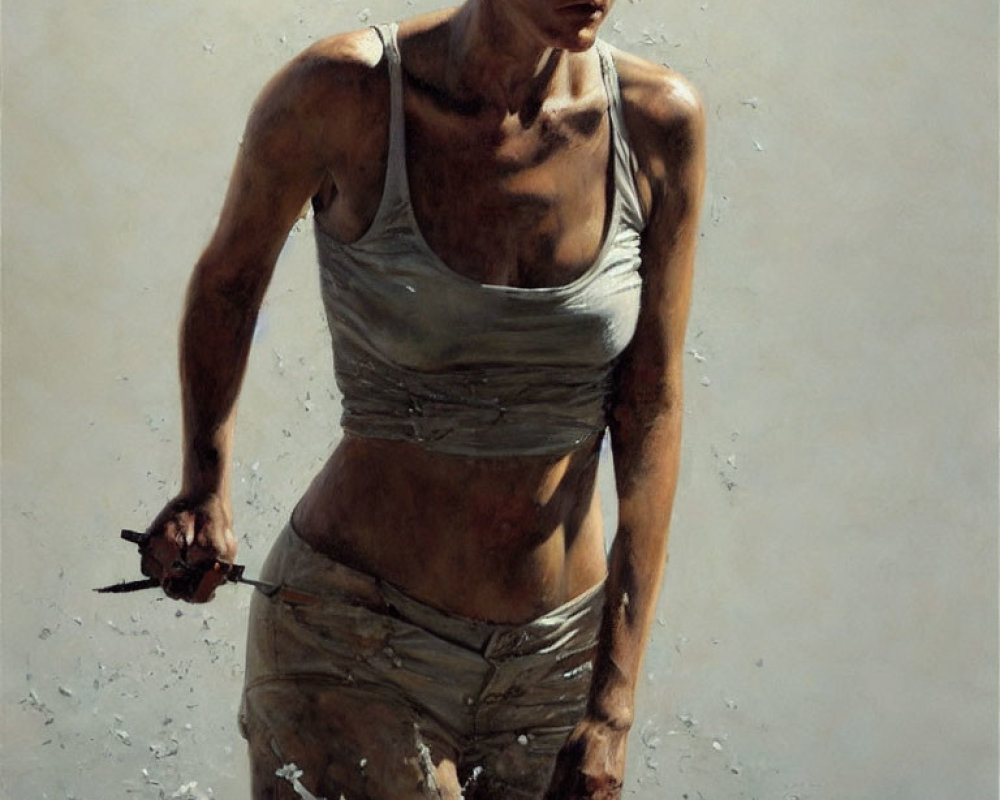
[141,0,704,797]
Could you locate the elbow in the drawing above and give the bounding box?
[186,251,270,316]
[609,383,684,438]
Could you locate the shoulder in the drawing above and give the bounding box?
[606,45,704,152]
[230,28,394,177]
[604,45,705,205]
[252,8,453,121]
[289,27,388,92]
[248,28,386,130]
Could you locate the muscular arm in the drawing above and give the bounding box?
[143,35,379,600]
[180,65,329,502]
[547,59,705,798]
[593,65,705,730]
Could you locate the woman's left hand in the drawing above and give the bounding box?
[544,718,629,800]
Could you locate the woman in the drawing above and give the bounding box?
[140,0,704,797]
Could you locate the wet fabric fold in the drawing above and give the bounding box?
[239,522,605,799]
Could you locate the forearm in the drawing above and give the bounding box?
[588,407,683,728]
[178,257,268,505]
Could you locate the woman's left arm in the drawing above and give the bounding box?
[546,63,706,800]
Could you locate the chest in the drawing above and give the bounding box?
[402,94,613,289]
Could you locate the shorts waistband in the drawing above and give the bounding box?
[269,520,606,654]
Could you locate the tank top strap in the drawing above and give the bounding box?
[596,40,648,229]
[373,23,408,211]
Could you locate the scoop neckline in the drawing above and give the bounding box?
[396,56,622,296]
[401,151,622,297]
[320,32,624,298]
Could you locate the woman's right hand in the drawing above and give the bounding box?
[140,493,238,603]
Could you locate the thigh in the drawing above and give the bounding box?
[461,727,571,800]
[244,680,463,800]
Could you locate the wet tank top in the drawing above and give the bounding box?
[316,24,646,457]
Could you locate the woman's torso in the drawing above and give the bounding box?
[292,14,636,623]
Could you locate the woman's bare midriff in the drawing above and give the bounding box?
[290,433,609,624]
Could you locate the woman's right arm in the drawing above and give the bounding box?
[141,35,377,602]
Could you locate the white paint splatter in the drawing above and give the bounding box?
[640,721,661,749]
[561,663,591,680]
[413,725,439,793]
[275,763,327,800]
[170,781,213,800]
[461,766,484,795]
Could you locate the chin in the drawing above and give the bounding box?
[543,0,612,49]
[559,31,601,51]
[544,21,604,51]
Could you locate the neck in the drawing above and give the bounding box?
[447,0,565,115]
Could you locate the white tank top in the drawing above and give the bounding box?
[316,24,646,456]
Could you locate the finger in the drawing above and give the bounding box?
[162,568,197,600]
[164,558,217,600]
[190,563,228,604]
[139,550,160,580]
[186,510,235,559]
[140,532,182,579]
[157,516,185,552]
[162,578,186,601]
[185,524,235,565]
[184,540,220,569]
[178,511,196,548]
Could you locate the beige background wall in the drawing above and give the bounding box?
[2,1,996,798]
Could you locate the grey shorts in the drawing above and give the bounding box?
[239,522,604,800]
